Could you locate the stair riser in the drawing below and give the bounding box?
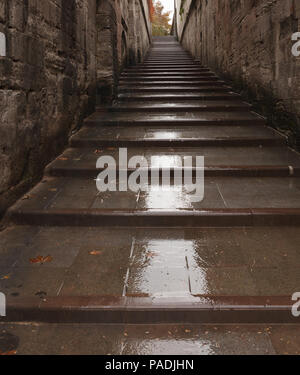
[133,64,201,67]
[9,210,300,227]
[71,138,283,148]
[145,55,193,57]
[118,82,226,87]
[48,167,296,179]
[140,56,195,58]
[118,88,231,93]
[98,106,251,112]
[124,69,211,73]
[118,95,241,101]
[85,120,265,127]
[145,57,193,60]
[143,63,197,66]
[121,73,216,77]
[119,77,220,82]
[4,306,296,324]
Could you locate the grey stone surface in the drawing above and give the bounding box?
[2,322,300,355]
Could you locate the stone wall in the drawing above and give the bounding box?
[0,0,151,216]
[96,0,151,103]
[175,0,300,148]
[0,0,98,215]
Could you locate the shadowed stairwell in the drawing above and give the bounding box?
[1,36,300,354]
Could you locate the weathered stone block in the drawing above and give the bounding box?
[8,0,27,31]
[0,1,6,23]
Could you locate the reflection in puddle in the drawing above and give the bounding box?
[149,155,182,168]
[139,186,195,209]
[150,131,181,140]
[127,238,209,297]
[126,337,215,355]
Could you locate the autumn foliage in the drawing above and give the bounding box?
[148,0,155,21]
[151,1,172,36]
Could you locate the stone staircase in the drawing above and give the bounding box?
[1,36,300,330]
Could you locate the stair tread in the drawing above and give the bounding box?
[2,322,297,354]
[48,144,300,172]
[71,124,282,141]
[1,226,300,300]
[118,86,230,92]
[118,93,241,101]
[9,176,300,212]
[118,81,226,85]
[110,100,251,110]
[109,100,251,111]
[85,111,265,125]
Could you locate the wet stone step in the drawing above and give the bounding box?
[1,226,300,298]
[2,323,298,355]
[118,86,231,93]
[119,76,221,81]
[145,54,192,56]
[84,111,265,127]
[143,64,200,67]
[134,60,200,64]
[144,61,196,64]
[145,55,193,57]
[118,93,242,101]
[121,72,216,77]
[123,69,212,74]
[146,54,192,56]
[145,60,194,62]
[7,175,300,227]
[145,55,192,57]
[128,65,204,68]
[70,125,284,147]
[125,65,208,68]
[108,100,252,112]
[47,143,299,177]
[1,226,300,323]
[118,81,226,87]
[149,56,195,58]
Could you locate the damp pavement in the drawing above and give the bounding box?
[1,323,300,355]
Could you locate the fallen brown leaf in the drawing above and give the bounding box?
[58,157,68,161]
[30,255,53,264]
[89,251,103,256]
[0,350,17,356]
[22,195,30,200]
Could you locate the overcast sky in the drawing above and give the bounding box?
[155,0,174,24]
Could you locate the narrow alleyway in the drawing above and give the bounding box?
[1,36,300,354]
